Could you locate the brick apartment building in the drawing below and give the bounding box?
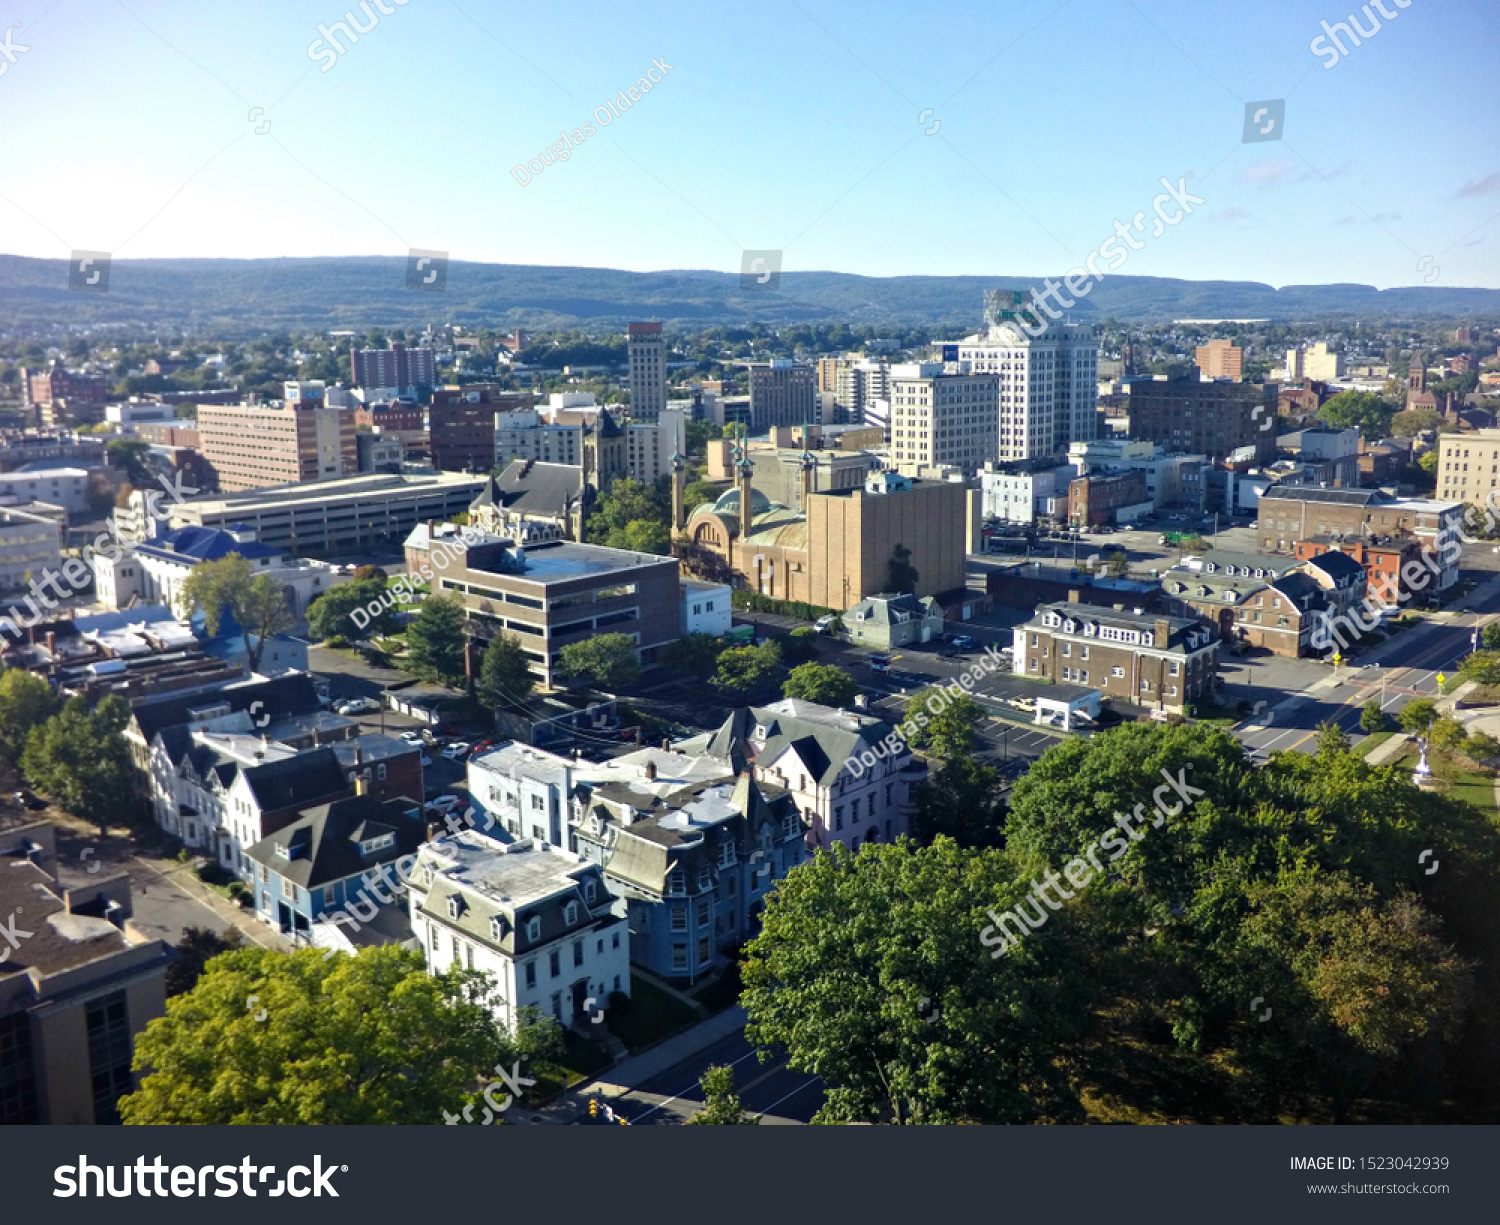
[350,342,436,400]
[1158,557,1329,657]
[1126,375,1278,462]
[1293,535,1441,608]
[429,386,536,472]
[1193,339,1243,380]
[1067,468,1149,527]
[23,362,109,409]
[1256,486,1462,589]
[1015,599,1219,714]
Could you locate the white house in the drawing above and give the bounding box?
[408,832,630,1032]
[680,579,732,636]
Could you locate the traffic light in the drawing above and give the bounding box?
[589,1098,599,1117]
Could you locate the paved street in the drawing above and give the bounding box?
[615,1030,824,1125]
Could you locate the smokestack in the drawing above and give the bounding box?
[645,761,657,781]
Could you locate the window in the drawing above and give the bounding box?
[323,886,335,906]
[666,867,685,896]
[564,902,578,926]
[525,960,536,988]
[718,839,735,868]
[1111,666,1124,678]
[696,899,710,926]
[670,906,688,931]
[573,939,584,967]
[376,763,387,781]
[525,916,541,942]
[612,932,620,949]
[584,879,597,903]
[490,915,506,941]
[86,992,134,1124]
[447,895,463,919]
[834,805,844,831]
[671,943,688,971]
[697,937,710,965]
[549,949,561,978]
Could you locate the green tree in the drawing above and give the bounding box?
[1428,716,1466,754]
[661,632,726,683]
[558,632,642,691]
[21,695,135,834]
[1315,390,1397,440]
[478,633,535,709]
[1458,650,1500,688]
[307,579,395,642]
[1359,701,1387,735]
[912,756,1005,848]
[687,1064,759,1125]
[1418,450,1440,477]
[682,480,720,514]
[352,564,389,584]
[742,840,1083,1124]
[782,625,819,663]
[406,595,469,686]
[180,554,296,672]
[106,438,155,486]
[120,947,511,1124]
[782,662,858,707]
[621,519,671,555]
[1316,721,1351,756]
[1482,622,1500,651]
[711,641,782,697]
[586,477,670,549]
[0,668,58,763]
[887,543,919,594]
[165,926,244,997]
[1397,698,1438,735]
[903,688,986,759]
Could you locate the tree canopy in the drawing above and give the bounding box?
[478,634,535,709]
[120,947,515,1125]
[180,554,296,672]
[558,632,642,691]
[711,641,782,697]
[782,662,857,707]
[0,668,58,763]
[406,596,469,687]
[307,579,397,642]
[21,695,135,833]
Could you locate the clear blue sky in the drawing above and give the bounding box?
[3,0,1497,289]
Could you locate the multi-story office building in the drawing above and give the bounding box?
[748,361,817,431]
[356,431,405,473]
[350,341,436,401]
[1437,428,1500,507]
[197,384,356,492]
[1067,439,1210,513]
[626,322,667,423]
[159,471,488,554]
[429,386,535,472]
[833,359,889,423]
[408,831,630,1032]
[625,409,686,484]
[0,815,168,1124]
[953,321,1099,458]
[1286,342,1344,382]
[0,508,63,593]
[979,460,1062,525]
[0,467,91,518]
[1194,339,1244,380]
[1125,374,1277,463]
[1015,600,1220,714]
[887,362,1000,478]
[433,538,681,688]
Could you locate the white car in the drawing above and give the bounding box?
[426,794,464,815]
[399,730,425,745]
[441,742,472,761]
[336,697,380,716]
[814,615,836,633]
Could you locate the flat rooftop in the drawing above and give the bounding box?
[469,539,673,584]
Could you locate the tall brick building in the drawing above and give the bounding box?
[1126,375,1277,462]
[429,386,535,472]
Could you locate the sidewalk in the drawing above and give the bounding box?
[1364,732,1411,766]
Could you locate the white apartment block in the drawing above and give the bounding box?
[956,322,1099,459]
[834,359,889,420]
[408,832,630,1032]
[979,463,1057,525]
[625,408,686,484]
[0,508,63,592]
[888,362,1000,478]
[1286,342,1344,382]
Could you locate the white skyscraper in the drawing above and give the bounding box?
[955,321,1099,460]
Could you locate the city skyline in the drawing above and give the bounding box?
[0,0,1495,290]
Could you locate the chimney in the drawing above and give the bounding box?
[660,738,670,751]
[1068,590,1081,603]
[355,773,368,797]
[645,760,657,781]
[1153,618,1171,648]
[354,744,363,767]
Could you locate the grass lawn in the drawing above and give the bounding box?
[1387,745,1496,814]
[525,1031,613,1102]
[689,970,742,1015]
[608,976,700,1054]
[1357,730,1394,757]
[1191,701,1244,728]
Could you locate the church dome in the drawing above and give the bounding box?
[711,487,773,517]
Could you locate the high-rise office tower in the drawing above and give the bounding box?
[955,320,1099,459]
[888,363,1000,477]
[627,322,667,422]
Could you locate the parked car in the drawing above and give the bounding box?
[867,652,894,673]
[441,742,472,761]
[949,634,977,651]
[814,615,836,633]
[335,697,380,716]
[399,730,425,746]
[426,794,464,815]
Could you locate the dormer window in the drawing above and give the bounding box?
[667,867,685,896]
[490,916,506,941]
[564,901,579,926]
[274,842,289,859]
[753,724,768,740]
[525,916,541,942]
[360,833,394,855]
[718,839,735,868]
[584,879,597,903]
[446,895,464,919]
